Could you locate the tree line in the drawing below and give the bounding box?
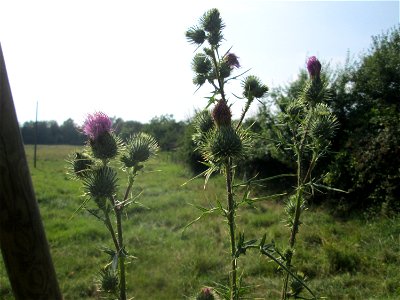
[21,114,186,151]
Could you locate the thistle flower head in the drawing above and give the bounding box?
[193,74,207,87]
[306,56,322,80]
[209,126,243,162]
[192,110,215,146]
[192,53,213,75]
[196,287,220,300]
[194,110,214,134]
[212,99,232,127]
[82,166,118,208]
[218,61,232,79]
[90,132,119,160]
[186,26,206,45]
[99,268,119,294]
[83,112,112,140]
[121,133,159,168]
[242,75,269,100]
[200,8,224,33]
[224,53,240,68]
[68,152,93,179]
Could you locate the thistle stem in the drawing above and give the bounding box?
[210,47,227,102]
[116,207,126,300]
[281,145,305,300]
[104,210,120,251]
[225,158,238,300]
[115,173,135,300]
[236,97,253,130]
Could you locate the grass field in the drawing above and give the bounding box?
[0,145,399,299]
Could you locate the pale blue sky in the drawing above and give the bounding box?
[0,0,398,125]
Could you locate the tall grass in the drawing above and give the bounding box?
[0,145,399,299]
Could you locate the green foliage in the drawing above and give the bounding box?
[143,114,185,151]
[324,244,362,274]
[21,118,85,145]
[247,26,400,214]
[325,26,400,213]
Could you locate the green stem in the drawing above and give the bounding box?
[236,97,253,130]
[225,158,238,300]
[281,145,305,300]
[116,207,126,300]
[210,47,227,102]
[104,210,120,251]
[115,172,135,300]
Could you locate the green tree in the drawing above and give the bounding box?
[326,26,400,213]
[143,115,185,151]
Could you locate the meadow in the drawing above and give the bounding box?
[0,145,399,299]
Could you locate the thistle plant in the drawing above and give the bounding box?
[67,112,159,300]
[276,57,339,299]
[186,9,268,300]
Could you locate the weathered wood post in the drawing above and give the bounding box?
[0,44,62,299]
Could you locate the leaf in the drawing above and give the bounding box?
[69,197,91,220]
[311,182,348,193]
[181,207,219,235]
[260,247,317,299]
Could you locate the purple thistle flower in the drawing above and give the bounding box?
[307,56,322,80]
[225,53,240,68]
[83,112,112,140]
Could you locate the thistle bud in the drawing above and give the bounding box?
[212,99,231,127]
[242,75,268,100]
[306,56,322,81]
[72,152,93,178]
[211,126,242,160]
[90,132,118,160]
[192,53,212,75]
[186,26,206,45]
[83,166,118,207]
[196,287,220,300]
[193,74,207,87]
[192,110,214,146]
[201,9,224,33]
[121,133,159,168]
[224,53,240,69]
[99,268,119,294]
[219,61,232,79]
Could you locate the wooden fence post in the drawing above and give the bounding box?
[0,43,62,299]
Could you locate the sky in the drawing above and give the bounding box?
[0,0,399,125]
